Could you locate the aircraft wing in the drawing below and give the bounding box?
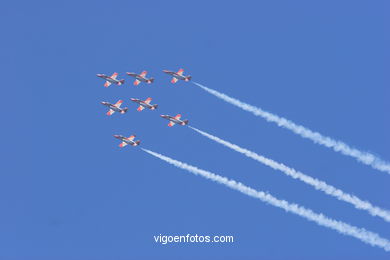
[104,81,112,87]
[144,97,152,104]
[114,100,123,108]
[134,79,141,86]
[171,77,178,84]
[168,121,175,127]
[177,69,184,75]
[119,142,128,147]
[140,71,147,77]
[126,135,135,141]
[110,72,118,80]
[107,109,115,116]
[174,114,182,120]
[137,105,145,111]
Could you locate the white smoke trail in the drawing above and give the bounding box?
[189,126,390,222]
[142,148,390,251]
[192,82,390,175]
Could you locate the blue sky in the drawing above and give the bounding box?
[1,0,389,259]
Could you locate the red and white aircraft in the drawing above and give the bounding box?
[126,71,154,86]
[130,97,158,111]
[162,68,192,84]
[160,114,189,127]
[101,100,128,116]
[96,72,125,87]
[113,134,141,147]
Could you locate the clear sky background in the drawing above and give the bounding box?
[1,0,389,259]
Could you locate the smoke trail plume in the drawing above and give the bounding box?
[192,82,390,175]
[142,148,390,251]
[189,126,390,222]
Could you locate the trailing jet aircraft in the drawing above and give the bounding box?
[162,68,192,83]
[113,134,141,147]
[126,71,154,86]
[96,72,125,87]
[101,100,128,116]
[160,114,189,127]
[130,97,158,111]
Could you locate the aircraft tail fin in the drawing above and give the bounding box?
[152,104,158,110]
[133,140,141,146]
[121,107,128,114]
[118,79,125,85]
[183,120,189,125]
[185,76,192,81]
[148,78,155,83]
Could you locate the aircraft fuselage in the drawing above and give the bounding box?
[98,74,122,84]
[101,102,125,112]
[161,115,187,125]
[114,135,138,146]
[127,73,152,82]
[131,98,157,110]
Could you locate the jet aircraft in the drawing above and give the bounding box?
[101,100,128,116]
[130,97,158,111]
[113,134,141,147]
[162,68,192,83]
[126,71,154,86]
[96,72,125,87]
[160,114,189,127]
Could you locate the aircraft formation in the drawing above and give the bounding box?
[96,67,390,252]
[97,68,191,147]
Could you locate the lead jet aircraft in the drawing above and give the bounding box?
[130,97,158,111]
[126,71,154,86]
[96,72,125,87]
[162,68,192,83]
[101,100,128,116]
[113,134,141,147]
[160,114,189,127]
